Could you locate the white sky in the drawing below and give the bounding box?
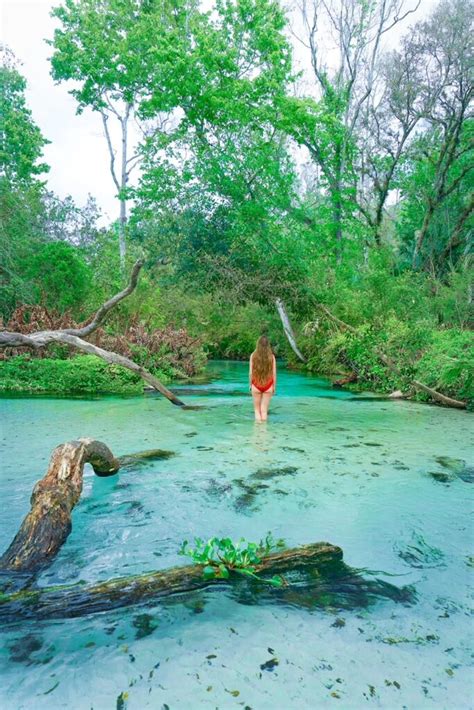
[1,0,437,226]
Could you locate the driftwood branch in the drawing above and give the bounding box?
[0,261,185,406]
[0,444,177,577]
[411,380,467,409]
[0,439,120,574]
[64,260,143,338]
[275,298,306,362]
[314,304,467,409]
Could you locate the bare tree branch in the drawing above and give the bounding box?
[0,262,186,407]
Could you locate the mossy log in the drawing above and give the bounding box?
[118,448,175,468]
[0,542,343,621]
[0,439,120,574]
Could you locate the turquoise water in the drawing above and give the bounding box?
[0,361,473,709]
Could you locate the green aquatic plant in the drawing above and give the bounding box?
[178,533,286,587]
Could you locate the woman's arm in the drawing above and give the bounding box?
[249,354,253,392]
[272,355,277,394]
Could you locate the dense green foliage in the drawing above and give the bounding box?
[1,0,472,403]
[0,355,146,394]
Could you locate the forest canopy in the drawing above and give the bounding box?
[0,0,472,405]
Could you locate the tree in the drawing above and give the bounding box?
[397,122,474,273]
[49,0,292,269]
[279,0,420,254]
[0,47,50,187]
[408,0,474,267]
[357,36,426,243]
[26,241,92,313]
[49,0,153,269]
[0,49,51,316]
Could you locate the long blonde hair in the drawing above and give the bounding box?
[252,335,273,385]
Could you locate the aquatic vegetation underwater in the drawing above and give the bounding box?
[0,361,472,709]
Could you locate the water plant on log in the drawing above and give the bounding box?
[0,542,344,622]
[0,260,185,406]
[178,534,287,587]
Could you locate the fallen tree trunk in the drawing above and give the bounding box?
[0,439,120,574]
[0,260,185,407]
[411,380,467,409]
[0,542,343,621]
[275,298,306,362]
[314,304,467,409]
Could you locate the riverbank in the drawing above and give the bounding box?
[1,351,472,412]
[0,355,166,395]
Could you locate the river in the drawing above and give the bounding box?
[0,361,472,709]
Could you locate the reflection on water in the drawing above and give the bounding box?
[0,360,472,709]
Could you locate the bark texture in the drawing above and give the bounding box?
[275,298,306,362]
[0,542,343,621]
[0,439,120,574]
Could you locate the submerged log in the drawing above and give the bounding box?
[0,439,120,574]
[0,542,416,623]
[118,448,175,468]
[0,542,343,621]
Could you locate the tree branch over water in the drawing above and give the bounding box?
[0,261,185,407]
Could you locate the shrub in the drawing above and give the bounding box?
[414,330,473,406]
[25,241,92,313]
[94,320,207,378]
[1,306,207,378]
[0,355,148,394]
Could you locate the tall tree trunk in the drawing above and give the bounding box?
[333,143,343,261]
[275,298,306,362]
[412,200,436,267]
[438,192,474,266]
[118,107,130,271]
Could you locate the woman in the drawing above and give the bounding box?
[249,335,276,422]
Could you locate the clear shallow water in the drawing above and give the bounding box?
[0,360,473,709]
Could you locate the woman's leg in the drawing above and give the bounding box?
[252,389,263,421]
[260,392,272,421]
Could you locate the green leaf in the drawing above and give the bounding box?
[218,564,230,579]
[202,565,216,580]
